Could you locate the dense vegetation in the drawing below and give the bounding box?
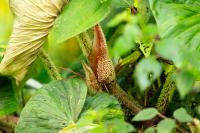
[0,0,200,132]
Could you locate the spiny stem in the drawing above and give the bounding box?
[156,67,176,113]
[76,32,92,59]
[115,50,142,75]
[39,49,62,80]
[113,84,142,114]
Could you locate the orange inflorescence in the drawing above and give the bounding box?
[85,24,115,91]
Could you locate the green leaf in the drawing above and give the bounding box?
[135,57,162,91]
[49,0,111,44]
[83,93,121,111]
[112,24,138,57]
[111,0,134,8]
[144,127,156,133]
[176,71,195,98]
[16,79,123,133]
[16,79,88,133]
[103,119,136,133]
[156,39,200,80]
[0,76,17,116]
[132,108,158,121]
[149,0,200,51]
[173,108,193,122]
[157,119,176,133]
[156,39,183,67]
[137,0,151,26]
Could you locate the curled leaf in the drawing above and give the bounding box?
[0,0,67,83]
[82,62,102,92]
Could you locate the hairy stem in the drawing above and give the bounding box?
[115,50,142,75]
[76,32,92,59]
[156,68,176,113]
[112,84,142,114]
[39,49,62,80]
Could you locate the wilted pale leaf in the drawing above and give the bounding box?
[0,0,67,83]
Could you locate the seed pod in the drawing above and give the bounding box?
[88,24,115,85]
[0,0,67,83]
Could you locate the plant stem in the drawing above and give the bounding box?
[156,67,176,113]
[111,84,142,114]
[39,49,62,80]
[115,51,142,75]
[76,32,92,59]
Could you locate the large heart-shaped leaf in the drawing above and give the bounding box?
[16,79,122,133]
[16,79,87,133]
[150,0,200,50]
[49,0,112,44]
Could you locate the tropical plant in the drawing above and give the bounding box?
[0,0,200,133]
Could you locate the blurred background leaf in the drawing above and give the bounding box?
[134,57,162,91]
[0,76,17,116]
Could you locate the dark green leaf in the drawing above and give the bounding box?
[157,119,176,133]
[49,0,111,44]
[173,108,193,122]
[132,108,158,121]
[135,57,162,91]
[0,76,17,116]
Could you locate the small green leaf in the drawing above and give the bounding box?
[135,57,162,91]
[132,108,158,121]
[157,119,176,133]
[49,0,111,44]
[176,71,195,98]
[173,108,192,123]
[144,127,155,133]
[103,119,136,133]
